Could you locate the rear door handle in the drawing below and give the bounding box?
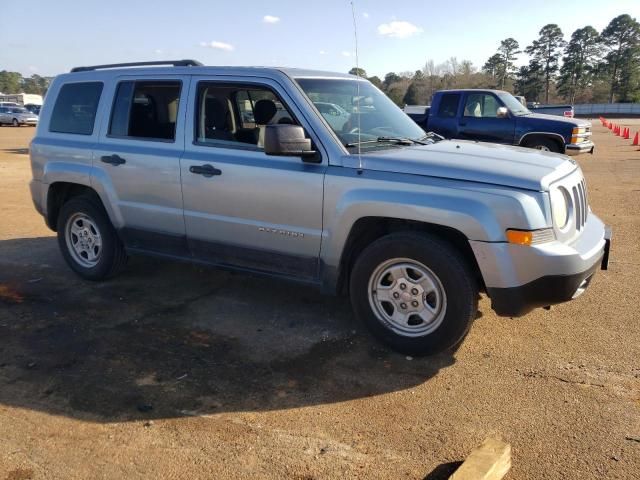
[189,164,222,177]
[101,154,126,166]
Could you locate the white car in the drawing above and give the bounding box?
[0,106,39,126]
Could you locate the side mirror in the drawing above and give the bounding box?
[264,124,318,160]
[496,107,509,119]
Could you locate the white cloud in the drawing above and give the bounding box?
[200,41,234,51]
[362,12,369,19]
[319,50,328,55]
[341,51,352,57]
[28,65,38,72]
[377,20,422,38]
[263,15,280,24]
[154,49,163,54]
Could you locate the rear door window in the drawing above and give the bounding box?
[108,80,181,141]
[436,93,460,118]
[49,82,103,135]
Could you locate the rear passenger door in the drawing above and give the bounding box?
[93,74,190,255]
[180,77,327,281]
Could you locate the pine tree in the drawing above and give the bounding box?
[525,24,566,103]
[558,26,602,103]
[497,38,521,89]
[600,14,640,102]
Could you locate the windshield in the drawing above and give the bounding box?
[10,108,29,113]
[295,78,428,151]
[497,92,531,116]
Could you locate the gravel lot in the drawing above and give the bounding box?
[0,122,638,479]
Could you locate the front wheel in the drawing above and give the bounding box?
[12,118,19,127]
[350,233,478,356]
[525,137,561,153]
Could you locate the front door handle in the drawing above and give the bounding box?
[189,164,222,177]
[101,154,126,166]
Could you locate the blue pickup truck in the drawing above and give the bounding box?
[405,89,593,155]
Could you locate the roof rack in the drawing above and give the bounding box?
[70,59,203,73]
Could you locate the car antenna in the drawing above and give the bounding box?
[350,0,363,175]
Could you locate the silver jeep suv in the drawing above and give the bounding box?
[29,60,611,356]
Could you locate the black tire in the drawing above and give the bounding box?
[350,232,478,356]
[12,118,19,127]
[524,137,561,153]
[56,194,127,280]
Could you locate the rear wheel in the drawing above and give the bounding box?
[57,195,127,280]
[524,137,561,153]
[350,232,478,356]
[12,118,19,127]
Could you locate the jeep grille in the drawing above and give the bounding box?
[572,178,588,230]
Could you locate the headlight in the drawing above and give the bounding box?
[571,126,589,144]
[550,187,569,229]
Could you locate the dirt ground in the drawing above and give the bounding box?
[0,121,638,480]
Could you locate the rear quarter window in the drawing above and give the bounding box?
[437,93,460,118]
[49,82,103,135]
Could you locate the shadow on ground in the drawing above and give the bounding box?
[0,237,458,423]
[1,148,29,155]
[422,461,464,479]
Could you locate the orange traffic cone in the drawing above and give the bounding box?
[624,128,630,139]
[633,131,639,146]
[609,122,613,130]
[614,125,619,135]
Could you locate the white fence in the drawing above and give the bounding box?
[574,103,640,116]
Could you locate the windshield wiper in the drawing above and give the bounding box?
[345,136,428,148]
[377,136,428,145]
[419,132,444,142]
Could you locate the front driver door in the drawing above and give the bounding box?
[458,92,515,144]
[180,77,327,281]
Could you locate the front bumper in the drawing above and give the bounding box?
[565,140,594,155]
[486,252,603,317]
[470,213,610,317]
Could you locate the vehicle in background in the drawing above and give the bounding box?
[25,104,42,115]
[405,89,592,155]
[0,93,44,107]
[0,106,39,126]
[0,101,20,108]
[527,102,574,118]
[29,61,610,356]
[313,101,351,131]
[514,95,526,107]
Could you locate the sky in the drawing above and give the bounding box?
[2,0,639,79]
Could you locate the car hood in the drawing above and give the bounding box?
[520,112,590,127]
[342,140,577,191]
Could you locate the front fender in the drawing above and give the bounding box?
[320,167,549,269]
